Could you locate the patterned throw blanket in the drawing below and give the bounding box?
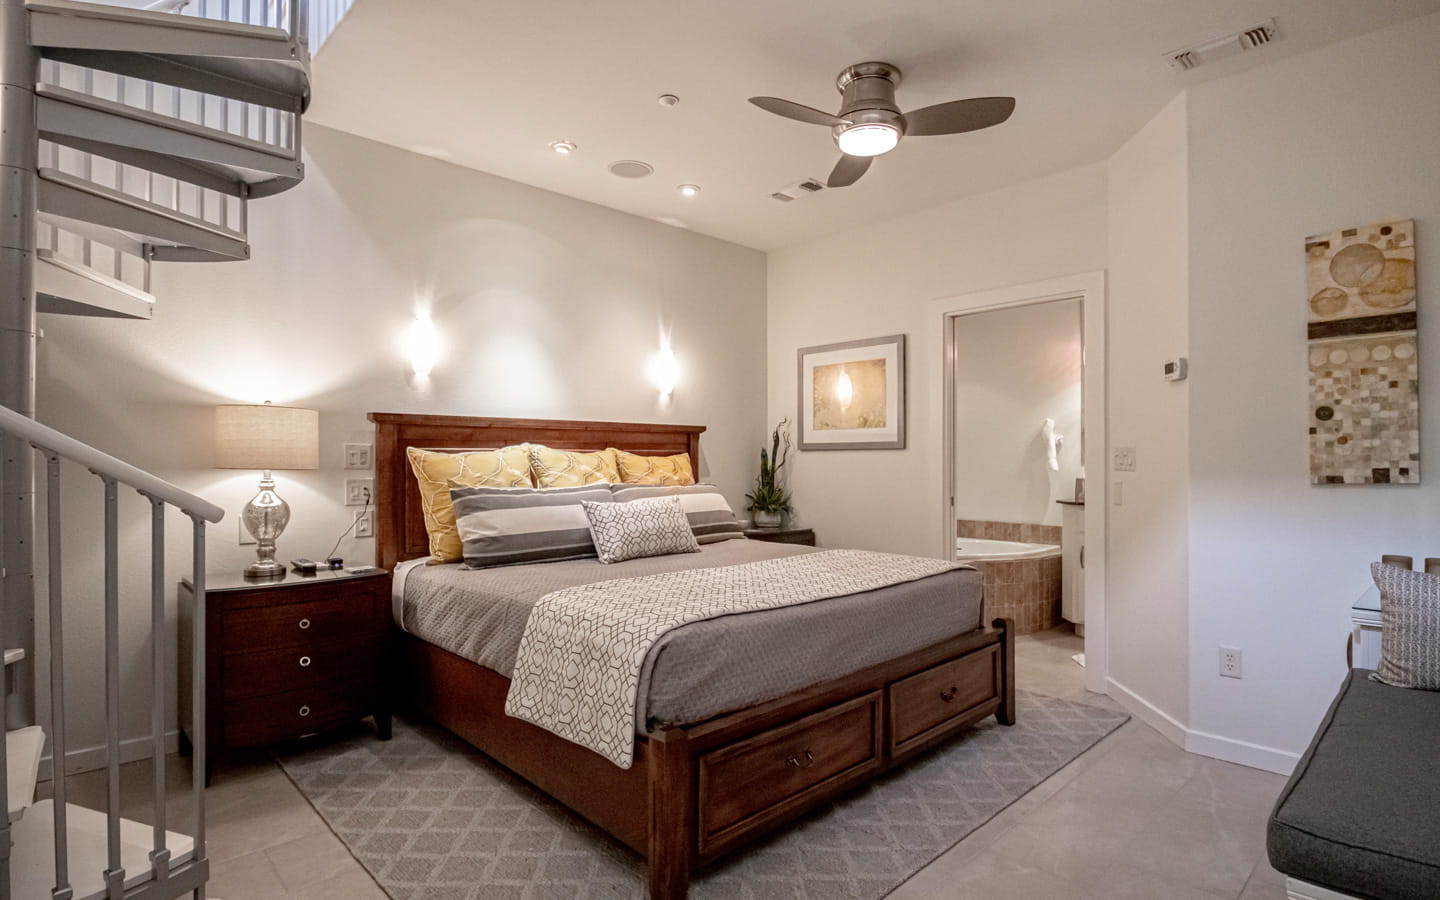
[504,549,966,768]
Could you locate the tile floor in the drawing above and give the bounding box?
[45,627,1290,899]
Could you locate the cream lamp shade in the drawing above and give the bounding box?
[215,404,319,471]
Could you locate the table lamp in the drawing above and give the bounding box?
[216,402,319,578]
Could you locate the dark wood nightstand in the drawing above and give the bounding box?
[744,527,816,546]
[179,567,392,784]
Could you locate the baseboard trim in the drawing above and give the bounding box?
[1105,677,1298,776]
[1186,726,1298,776]
[38,730,181,781]
[1105,676,1187,746]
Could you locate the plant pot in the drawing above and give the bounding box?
[751,510,783,529]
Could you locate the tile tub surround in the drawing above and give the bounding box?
[959,519,1063,634]
[958,518,1062,545]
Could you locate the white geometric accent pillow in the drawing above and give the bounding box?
[582,496,700,564]
[1371,561,1440,690]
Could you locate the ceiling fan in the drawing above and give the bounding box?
[749,62,1016,188]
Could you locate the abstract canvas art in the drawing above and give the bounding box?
[1306,219,1419,484]
[797,334,906,450]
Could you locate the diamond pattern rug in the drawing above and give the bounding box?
[275,691,1127,899]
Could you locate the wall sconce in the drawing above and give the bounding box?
[648,342,680,399]
[405,312,440,377]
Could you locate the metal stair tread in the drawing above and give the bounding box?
[12,800,199,900]
[27,0,295,45]
[38,250,156,319]
[39,82,293,161]
[7,725,44,818]
[40,168,244,241]
[3,647,22,665]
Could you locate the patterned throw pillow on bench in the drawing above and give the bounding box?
[1371,561,1440,690]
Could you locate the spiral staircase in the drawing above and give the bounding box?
[2,1,350,897]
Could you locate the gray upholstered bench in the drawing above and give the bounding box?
[1267,669,1440,900]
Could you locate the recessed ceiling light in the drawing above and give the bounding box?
[677,184,700,197]
[548,140,577,155]
[609,160,654,179]
[657,94,679,107]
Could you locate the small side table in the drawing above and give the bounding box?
[179,567,393,784]
[744,527,816,546]
[1351,585,1381,670]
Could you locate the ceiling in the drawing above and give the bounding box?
[307,0,1440,251]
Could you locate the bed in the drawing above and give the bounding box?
[369,412,1015,899]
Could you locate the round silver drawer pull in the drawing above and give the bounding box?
[298,618,311,630]
[298,705,311,717]
[299,656,311,667]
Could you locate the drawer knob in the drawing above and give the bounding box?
[785,750,815,770]
[939,686,959,703]
[299,656,312,668]
[298,618,311,630]
[298,705,311,717]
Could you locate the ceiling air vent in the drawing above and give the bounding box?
[771,178,827,202]
[1165,18,1278,73]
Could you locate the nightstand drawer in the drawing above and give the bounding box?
[224,683,373,747]
[222,592,375,653]
[223,635,376,701]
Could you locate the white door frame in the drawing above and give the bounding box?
[927,271,1108,694]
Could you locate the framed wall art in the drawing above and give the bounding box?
[797,334,906,450]
[1306,218,1419,484]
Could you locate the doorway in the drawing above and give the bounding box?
[933,272,1107,694]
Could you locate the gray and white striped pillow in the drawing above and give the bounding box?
[1371,561,1440,690]
[451,484,613,568]
[609,483,745,544]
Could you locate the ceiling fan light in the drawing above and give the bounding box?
[835,123,899,157]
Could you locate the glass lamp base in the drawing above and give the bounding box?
[244,559,287,579]
[242,471,292,579]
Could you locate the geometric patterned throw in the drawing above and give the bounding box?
[275,692,1128,899]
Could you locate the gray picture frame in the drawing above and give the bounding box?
[797,333,907,450]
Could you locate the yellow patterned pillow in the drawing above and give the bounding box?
[406,445,532,564]
[612,449,696,486]
[527,445,620,488]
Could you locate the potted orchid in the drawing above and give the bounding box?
[746,418,792,528]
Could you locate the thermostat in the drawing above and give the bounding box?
[1163,358,1188,382]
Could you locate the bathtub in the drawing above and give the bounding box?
[954,538,1060,561]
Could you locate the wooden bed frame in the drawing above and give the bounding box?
[369,412,1015,899]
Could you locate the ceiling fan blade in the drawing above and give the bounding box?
[748,96,844,127]
[827,154,872,188]
[902,96,1016,136]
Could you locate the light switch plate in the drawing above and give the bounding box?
[1113,446,1136,472]
[344,443,373,470]
[354,510,374,539]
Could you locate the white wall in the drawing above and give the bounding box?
[34,124,768,767]
[767,164,1108,556]
[1185,13,1440,766]
[1104,92,1192,736]
[952,299,1083,527]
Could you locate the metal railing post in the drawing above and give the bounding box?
[46,453,72,900]
[148,496,171,885]
[100,475,125,897]
[189,517,207,875]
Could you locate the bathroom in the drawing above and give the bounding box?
[951,297,1084,636]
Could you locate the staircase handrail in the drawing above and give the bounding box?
[0,404,222,522]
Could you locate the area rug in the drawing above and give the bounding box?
[275,691,1127,899]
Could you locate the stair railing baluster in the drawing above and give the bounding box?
[45,452,72,900]
[189,517,208,869]
[147,495,171,885]
[99,475,125,897]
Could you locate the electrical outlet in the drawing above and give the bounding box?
[344,443,373,470]
[1219,645,1243,679]
[344,478,373,507]
[354,510,374,539]
[1113,446,1137,472]
[238,517,255,545]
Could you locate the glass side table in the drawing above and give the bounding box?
[1351,585,1382,670]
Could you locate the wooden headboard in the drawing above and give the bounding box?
[367,413,706,571]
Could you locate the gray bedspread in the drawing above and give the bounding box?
[402,539,983,730]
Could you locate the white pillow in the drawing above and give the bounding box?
[582,496,700,564]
